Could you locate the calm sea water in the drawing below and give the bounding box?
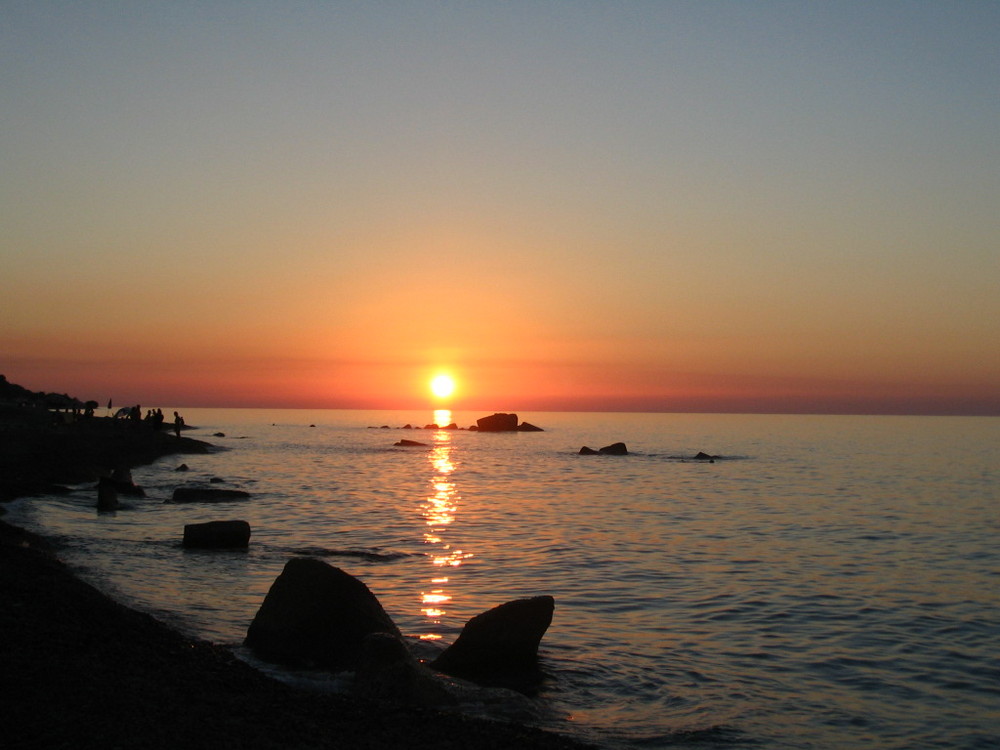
[9,410,999,748]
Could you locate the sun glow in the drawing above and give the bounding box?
[430,373,456,399]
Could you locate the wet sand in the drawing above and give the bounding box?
[0,410,591,749]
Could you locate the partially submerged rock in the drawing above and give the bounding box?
[431,596,554,688]
[579,443,628,455]
[169,487,250,503]
[394,439,427,447]
[183,520,251,549]
[110,466,145,496]
[475,413,520,432]
[96,476,118,511]
[599,442,628,455]
[244,558,401,671]
[474,413,544,432]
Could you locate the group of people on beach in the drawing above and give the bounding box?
[118,405,184,437]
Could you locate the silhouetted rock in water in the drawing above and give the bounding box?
[213,432,226,437]
[245,558,402,671]
[423,423,438,430]
[579,443,628,455]
[175,463,189,472]
[183,520,251,549]
[355,633,458,707]
[96,476,118,511]
[210,476,224,483]
[402,424,413,429]
[108,466,145,496]
[475,413,520,432]
[169,487,250,503]
[600,443,628,455]
[431,596,554,688]
[473,413,544,432]
[694,451,718,461]
[394,439,427,447]
[442,422,458,430]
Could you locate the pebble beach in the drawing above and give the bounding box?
[0,406,590,749]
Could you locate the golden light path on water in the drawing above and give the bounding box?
[417,409,472,640]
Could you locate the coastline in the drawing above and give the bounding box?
[0,411,591,749]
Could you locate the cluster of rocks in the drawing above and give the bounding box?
[93,457,255,550]
[244,557,555,701]
[472,413,544,432]
[93,458,555,701]
[376,413,544,433]
[578,444,721,461]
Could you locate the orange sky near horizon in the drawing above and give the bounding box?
[2,4,998,416]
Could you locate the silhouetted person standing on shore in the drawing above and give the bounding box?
[173,411,184,438]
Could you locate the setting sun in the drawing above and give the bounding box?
[430,374,456,399]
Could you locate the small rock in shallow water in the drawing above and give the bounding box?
[183,520,251,549]
[169,487,250,503]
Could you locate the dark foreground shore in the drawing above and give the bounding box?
[0,411,592,749]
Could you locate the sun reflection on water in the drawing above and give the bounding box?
[417,411,473,640]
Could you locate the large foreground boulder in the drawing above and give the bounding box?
[244,558,401,671]
[182,520,251,549]
[475,413,520,432]
[431,596,554,687]
[169,487,250,503]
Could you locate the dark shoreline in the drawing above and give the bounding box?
[1,411,592,749]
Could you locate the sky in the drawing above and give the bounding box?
[2,1,998,415]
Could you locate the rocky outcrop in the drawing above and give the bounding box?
[694,451,718,461]
[599,442,628,455]
[244,558,401,671]
[579,442,628,455]
[182,520,251,549]
[394,439,427,447]
[473,413,544,432]
[431,596,554,687]
[475,413,520,432]
[169,487,250,503]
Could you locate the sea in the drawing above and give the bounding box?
[7,409,999,749]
